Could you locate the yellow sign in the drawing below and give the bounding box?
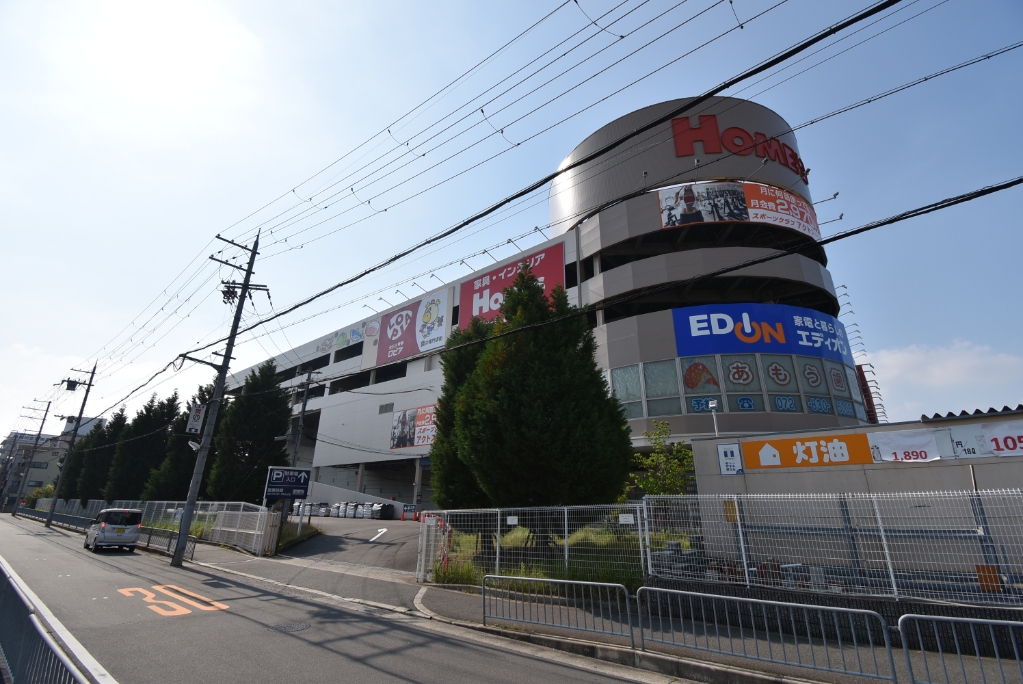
[742,433,873,469]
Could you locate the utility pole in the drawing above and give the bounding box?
[293,370,317,537]
[11,401,51,517]
[47,363,96,527]
[171,231,262,567]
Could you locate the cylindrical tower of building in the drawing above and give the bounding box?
[553,97,867,439]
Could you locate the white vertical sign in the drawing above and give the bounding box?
[186,404,207,435]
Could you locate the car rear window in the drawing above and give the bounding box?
[105,511,141,525]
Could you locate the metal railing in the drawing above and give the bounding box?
[15,506,196,560]
[1,563,88,683]
[899,614,1023,684]
[638,586,898,681]
[483,576,634,648]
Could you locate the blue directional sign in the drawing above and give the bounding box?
[264,467,312,499]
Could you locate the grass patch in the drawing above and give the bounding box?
[279,521,321,548]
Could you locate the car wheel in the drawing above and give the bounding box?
[83,539,90,549]
[91,543,101,553]
[127,546,136,553]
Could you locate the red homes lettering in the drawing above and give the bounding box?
[672,114,809,185]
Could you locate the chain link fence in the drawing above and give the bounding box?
[644,491,1023,606]
[416,504,648,590]
[35,498,273,556]
[420,490,1023,607]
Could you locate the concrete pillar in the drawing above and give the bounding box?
[356,463,365,493]
[412,458,423,506]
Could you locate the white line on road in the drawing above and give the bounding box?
[369,528,387,542]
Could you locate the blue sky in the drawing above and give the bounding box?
[1,0,1021,436]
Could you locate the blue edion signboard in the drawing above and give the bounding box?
[672,303,854,366]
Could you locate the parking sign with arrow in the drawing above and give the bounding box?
[264,467,312,499]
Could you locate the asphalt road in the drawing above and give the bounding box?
[1,515,674,684]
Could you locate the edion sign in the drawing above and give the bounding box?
[672,114,809,186]
[458,243,565,323]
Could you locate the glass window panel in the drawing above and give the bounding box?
[721,354,761,392]
[846,366,865,403]
[611,365,641,403]
[647,397,682,417]
[762,355,798,393]
[805,396,834,414]
[835,399,855,418]
[796,356,827,394]
[728,393,765,412]
[769,394,803,413]
[824,360,851,397]
[686,395,721,413]
[622,401,644,420]
[679,356,721,395]
[854,403,868,421]
[643,360,680,398]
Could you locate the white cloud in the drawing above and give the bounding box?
[866,341,1023,422]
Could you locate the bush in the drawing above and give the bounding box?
[25,484,54,509]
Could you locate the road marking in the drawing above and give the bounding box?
[116,585,230,616]
[153,585,229,611]
[369,528,387,542]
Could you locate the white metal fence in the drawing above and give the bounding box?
[899,615,1023,684]
[420,490,1023,607]
[35,498,275,556]
[416,504,647,589]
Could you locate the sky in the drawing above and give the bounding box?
[1,0,1021,438]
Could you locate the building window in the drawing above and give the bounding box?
[329,370,372,394]
[374,362,408,384]
[643,360,681,417]
[333,341,363,363]
[611,365,643,419]
[679,356,722,414]
[27,481,43,488]
[722,353,764,413]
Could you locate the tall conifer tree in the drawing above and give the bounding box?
[142,384,219,501]
[77,408,127,505]
[103,392,180,502]
[206,362,291,504]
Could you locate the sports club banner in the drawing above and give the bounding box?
[657,181,819,240]
[376,291,448,364]
[672,303,855,366]
[390,405,437,449]
[459,243,565,323]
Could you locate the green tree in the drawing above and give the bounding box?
[142,384,219,501]
[206,361,291,504]
[430,317,494,509]
[77,409,127,505]
[453,265,632,507]
[629,421,694,496]
[103,392,180,502]
[57,420,106,502]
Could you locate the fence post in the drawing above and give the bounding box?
[495,509,501,575]
[734,496,751,587]
[642,498,654,577]
[871,495,899,599]
[564,508,569,570]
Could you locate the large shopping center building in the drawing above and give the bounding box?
[228,96,877,508]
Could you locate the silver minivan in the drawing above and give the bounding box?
[84,509,142,552]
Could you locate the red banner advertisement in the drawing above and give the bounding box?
[458,243,565,322]
[376,291,448,365]
[390,405,437,449]
[657,181,819,240]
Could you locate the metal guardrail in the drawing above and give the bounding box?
[899,614,1023,684]
[637,586,898,681]
[1,562,88,683]
[15,506,196,560]
[482,576,634,648]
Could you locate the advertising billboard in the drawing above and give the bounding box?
[657,181,819,240]
[459,243,565,322]
[376,291,448,364]
[316,320,374,354]
[672,303,854,366]
[389,405,437,449]
[742,434,873,469]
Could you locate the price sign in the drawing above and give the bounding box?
[868,429,941,463]
[984,420,1023,456]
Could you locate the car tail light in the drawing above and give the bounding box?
[101,522,106,528]
[137,524,142,529]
